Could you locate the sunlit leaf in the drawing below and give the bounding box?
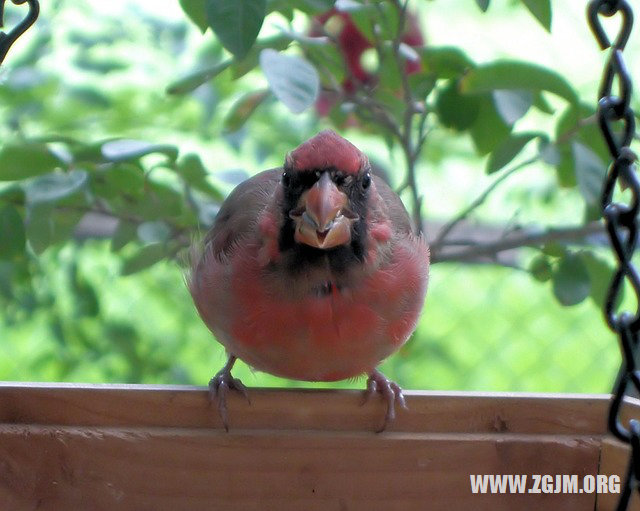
[206,0,266,59]
[260,49,319,113]
[101,140,178,162]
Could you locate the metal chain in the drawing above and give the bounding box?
[588,1,640,509]
[0,0,39,66]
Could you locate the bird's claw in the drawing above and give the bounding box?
[208,361,250,431]
[362,369,407,433]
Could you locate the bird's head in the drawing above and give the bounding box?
[280,130,371,251]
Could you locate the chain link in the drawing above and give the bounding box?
[588,1,640,509]
[0,0,39,66]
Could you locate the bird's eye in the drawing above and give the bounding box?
[282,171,291,187]
[362,172,371,189]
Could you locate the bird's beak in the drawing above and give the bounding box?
[290,172,359,250]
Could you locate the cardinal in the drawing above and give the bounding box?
[189,130,429,431]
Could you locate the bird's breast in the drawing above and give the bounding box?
[217,240,428,382]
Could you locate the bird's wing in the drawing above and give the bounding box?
[205,167,282,260]
[371,175,415,237]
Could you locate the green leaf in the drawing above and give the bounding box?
[492,90,533,125]
[72,276,100,318]
[0,142,63,181]
[24,170,88,205]
[121,243,167,275]
[556,103,609,164]
[529,254,552,282]
[260,49,319,114]
[294,0,334,14]
[223,89,270,133]
[418,46,474,79]
[435,80,480,131]
[177,154,225,201]
[469,95,512,155]
[26,204,82,254]
[486,133,538,173]
[166,60,232,95]
[581,251,619,308]
[539,139,561,166]
[572,141,605,206]
[541,242,567,257]
[206,0,266,59]
[552,253,591,306]
[0,183,25,204]
[460,60,578,104]
[179,0,208,33]
[408,72,436,100]
[521,0,552,32]
[551,136,576,188]
[111,220,138,252]
[475,0,490,12]
[0,205,26,260]
[137,221,171,244]
[533,91,554,114]
[230,34,291,80]
[92,164,145,201]
[101,140,179,162]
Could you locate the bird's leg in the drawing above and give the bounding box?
[209,355,250,431]
[362,368,407,433]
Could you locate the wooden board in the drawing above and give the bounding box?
[0,383,637,510]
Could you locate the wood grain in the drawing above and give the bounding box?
[0,382,618,433]
[0,383,637,510]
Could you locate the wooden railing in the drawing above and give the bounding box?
[0,383,637,510]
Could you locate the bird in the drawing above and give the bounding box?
[189,130,429,431]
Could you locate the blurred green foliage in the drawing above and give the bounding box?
[0,0,630,392]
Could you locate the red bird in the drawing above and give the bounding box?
[189,130,429,431]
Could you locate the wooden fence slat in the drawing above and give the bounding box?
[0,383,639,510]
[0,383,617,434]
[0,426,599,511]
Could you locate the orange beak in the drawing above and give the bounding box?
[290,172,359,250]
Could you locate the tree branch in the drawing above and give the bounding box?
[430,155,540,250]
[431,222,606,264]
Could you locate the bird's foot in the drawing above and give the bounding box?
[208,355,250,431]
[362,369,407,433]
